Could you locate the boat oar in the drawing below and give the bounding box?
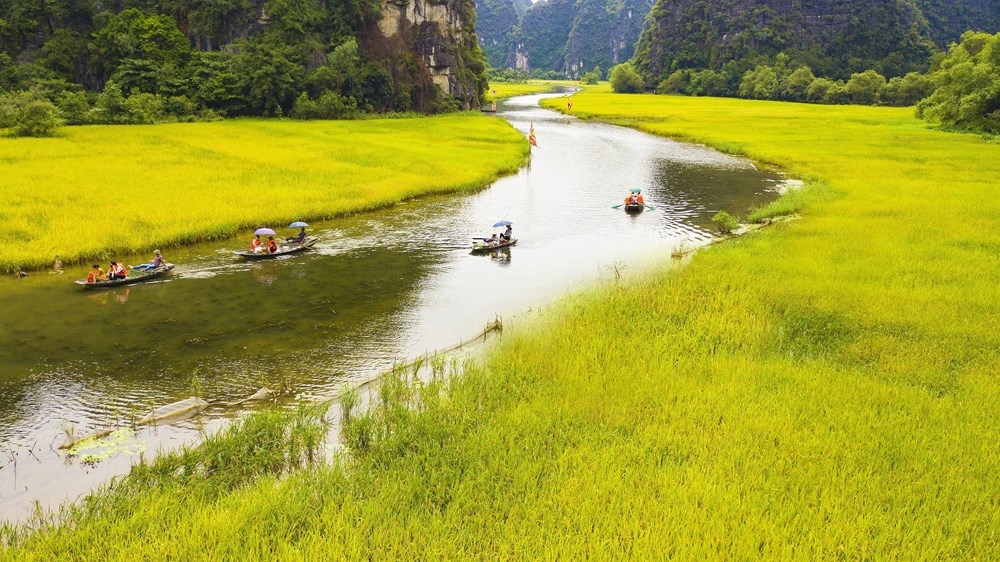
[644,204,656,211]
[611,204,624,209]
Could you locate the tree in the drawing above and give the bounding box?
[883,72,934,107]
[739,65,778,100]
[846,70,886,105]
[917,32,1000,133]
[780,66,815,101]
[807,77,848,104]
[0,91,64,136]
[609,63,644,93]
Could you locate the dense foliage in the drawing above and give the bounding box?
[917,31,1000,133]
[914,0,1000,47]
[633,0,938,86]
[0,0,487,133]
[476,0,652,78]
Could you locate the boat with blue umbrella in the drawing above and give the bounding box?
[472,220,517,253]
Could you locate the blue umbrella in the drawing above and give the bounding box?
[492,220,513,227]
[254,227,276,236]
[288,221,309,228]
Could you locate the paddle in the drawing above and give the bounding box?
[644,204,656,211]
[611,204,624,209]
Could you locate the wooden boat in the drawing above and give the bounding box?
[234,236,319,259]
[76,263,174,288]
[471,238,517,253]
[624,202,645,213]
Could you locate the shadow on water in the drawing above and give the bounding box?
[0,90,790,523]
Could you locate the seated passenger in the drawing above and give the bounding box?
[267,236,278,253]
[87,264,107,283]
[108,261,127,280]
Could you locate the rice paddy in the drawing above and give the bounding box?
[4,90,1000,558]
[0,113,528,273]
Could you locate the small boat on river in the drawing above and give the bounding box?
[624,202,645,213]
[75,264,174,288]
[234,236,319,259]
[471,238,517,253]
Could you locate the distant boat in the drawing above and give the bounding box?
[471,238,517,253]
[623,202,645,213]
[75,264,174,289]
[234,236,319,259]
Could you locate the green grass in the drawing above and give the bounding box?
[0,113,528,273]
[4,93,1000,559]
[486,80,577,101]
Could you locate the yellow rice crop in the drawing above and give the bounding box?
[0,113,528,272]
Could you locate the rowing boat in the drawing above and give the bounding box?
[234,236,319,259]
[75,263,175,288]
[624,202,645,213]
[471,238,517,253]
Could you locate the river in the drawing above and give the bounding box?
[0,91,788,524]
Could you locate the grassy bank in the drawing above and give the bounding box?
[0,113,528,273]
[486,80,576,101]
[4,93,1000,558]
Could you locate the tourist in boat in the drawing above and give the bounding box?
[286,227,307,244]
[108,261,127,280]
[499,224,513,243]
[134,250,164,271]
[250,234,263,253]
[625,190,644,205]
[266,236,278,253]
[86,264,107,283]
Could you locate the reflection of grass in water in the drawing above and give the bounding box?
[0,114,528,273]
[7,94,1000,558]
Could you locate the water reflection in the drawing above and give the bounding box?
[0,91,788,523]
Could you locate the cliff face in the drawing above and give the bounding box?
[633,0,939,81]
[378,0,486,109]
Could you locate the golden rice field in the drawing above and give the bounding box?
[0,113,528,273]
[486,80,575,101]
[4,91,1000,559]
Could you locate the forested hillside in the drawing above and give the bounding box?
[633,0,938,86]
[0,0,487,119]
[915,0,1000,47]
[476,0,653,78]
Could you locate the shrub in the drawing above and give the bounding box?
[609,63,644,93]
[0,91,64,137]
[712,210,739,234]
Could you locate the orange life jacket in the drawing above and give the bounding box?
[267,240,278,253]
[251,238,262,250]
[111,263,126,277]
[87,272,96,283]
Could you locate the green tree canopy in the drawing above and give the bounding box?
[917,31,1000,133]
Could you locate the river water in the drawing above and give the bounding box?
[0,92,787,524]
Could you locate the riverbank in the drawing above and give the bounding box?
[4,92,1000,558]
[0,113,528,273]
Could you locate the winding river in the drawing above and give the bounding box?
[0,91,788,524]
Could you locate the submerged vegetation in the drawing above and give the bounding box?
[0,113,528,273]
[3,90,999,557]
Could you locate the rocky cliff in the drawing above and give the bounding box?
[377,0,487,109]
[633,0,939,82]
